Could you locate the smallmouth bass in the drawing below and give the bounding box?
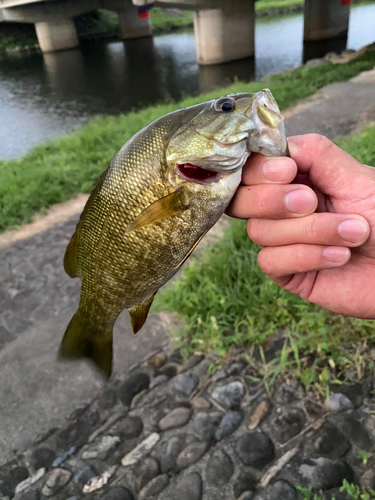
[61,90,288,377]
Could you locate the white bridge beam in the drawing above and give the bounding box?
[35,18,79,52]
[194,2,255,65]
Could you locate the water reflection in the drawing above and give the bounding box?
[43,50,86,92]
[0,3,374,160]
[198,57,255,95]
[123,38,160,107]
[303,36,348,63]
[255,14,303,79]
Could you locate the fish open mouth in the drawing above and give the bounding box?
[177,163,219,183]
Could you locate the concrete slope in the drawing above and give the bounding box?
[0,303,170,456]
[284,67,375,139]
[0,216,173,458]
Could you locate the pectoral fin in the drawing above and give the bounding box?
[125,190,189,235]
[129,293,157,334]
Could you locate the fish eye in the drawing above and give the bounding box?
[215,98,235,113]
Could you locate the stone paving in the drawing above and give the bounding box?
[1,347,375,500]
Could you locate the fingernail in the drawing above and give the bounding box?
[338,219,368,243]
[287,139,299,157]
[323,246,350,264]
[284,189,316,214]
[262,159,293,182]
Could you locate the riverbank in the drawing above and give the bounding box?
[1,45,375,495]
[256,0,375,17]
[2,45,375,399]
[1,46,375,233]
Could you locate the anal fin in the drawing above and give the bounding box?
[125,190,189,235]
[129,293,156,334]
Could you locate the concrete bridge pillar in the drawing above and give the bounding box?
[35,19,79,53]
[304,0,351,41]
[118,2,152,40]
[194,0,255,65]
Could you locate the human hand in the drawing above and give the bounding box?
[226,133,375,319]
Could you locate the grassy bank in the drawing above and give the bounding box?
[151,8,194,32]
[155,122,375,394]
[255,0,373,14]
[75,8,194,38]
[256,0,304,14]
[2,48,375,234]
[0,35,37,51]
[73,8,195,40]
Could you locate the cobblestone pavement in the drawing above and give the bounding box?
[1,61,375,486]
[1,348,375,500]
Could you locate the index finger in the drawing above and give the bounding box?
[288,134,366,196]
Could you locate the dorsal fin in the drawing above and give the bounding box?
[64,165,110,278]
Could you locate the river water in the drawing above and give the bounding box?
[1,3,374,160]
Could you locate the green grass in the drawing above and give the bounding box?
[154,106,375,394]
[298,481,375,499]
[2,48,375,234]
[255,0,374,14]
[76,10,120,38]
[0,35,37,50]
[154,212,375,394]
[255,0,304,13]
[337,121,375,165]
[75,8,194,39]
[151,8,194,31]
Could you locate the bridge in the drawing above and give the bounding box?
[0,0,353,65]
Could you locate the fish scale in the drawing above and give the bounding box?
[60,90,287,377]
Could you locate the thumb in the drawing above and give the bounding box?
[288,134,371,198]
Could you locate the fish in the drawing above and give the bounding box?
[61,89,288,377]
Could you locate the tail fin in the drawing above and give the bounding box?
[59,312,113,378]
